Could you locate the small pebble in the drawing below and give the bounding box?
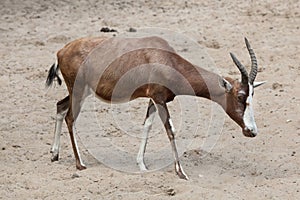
[100,27,117,32]
[72,173,80,179]
[272,82,282,90]
[128,27,137,32]
[166,188,176,196]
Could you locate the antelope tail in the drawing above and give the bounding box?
[46,60,62,87]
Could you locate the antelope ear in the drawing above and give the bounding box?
[219,78,233,92]
[253,81,266,88]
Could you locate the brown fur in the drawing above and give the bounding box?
[47,36,259,178]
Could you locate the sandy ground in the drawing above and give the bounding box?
[0,0,300,199]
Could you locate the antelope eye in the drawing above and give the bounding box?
[237,94,245,101]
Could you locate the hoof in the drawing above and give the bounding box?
[76,164,87,170]
[138,163,148,172]
[51,154,59,162]
[140,167,148,172]
[175,162,189,180]
[177,171,189,180]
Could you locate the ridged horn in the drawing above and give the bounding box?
[245,38,257,84]
[230,52,249,85]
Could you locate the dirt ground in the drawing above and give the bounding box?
[0,0,299,199]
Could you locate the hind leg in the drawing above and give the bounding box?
[65,86,91,170]
[137,99,156,171]
[154,100,189,180]
[50,96,69,162]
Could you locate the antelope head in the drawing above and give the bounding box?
[220,38,265,137]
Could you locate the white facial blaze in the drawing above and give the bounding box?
[243,84,258,134]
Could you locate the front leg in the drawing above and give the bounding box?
[155,101,189,180]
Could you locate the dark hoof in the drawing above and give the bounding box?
[76,164,87,170]
[177,171,189,180]
[175,163,189,180]
[51,154,59,162]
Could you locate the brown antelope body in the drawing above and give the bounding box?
[46,36,265,180]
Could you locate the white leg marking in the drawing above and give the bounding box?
[175,162,189,180]
[171,137,189,180]
[137,112,155,171]
[51,111,67,157]
[243,84,258,134]
[73,126,85,167]
[169,118,176,133]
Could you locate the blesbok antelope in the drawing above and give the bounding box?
[46,36,265,180]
